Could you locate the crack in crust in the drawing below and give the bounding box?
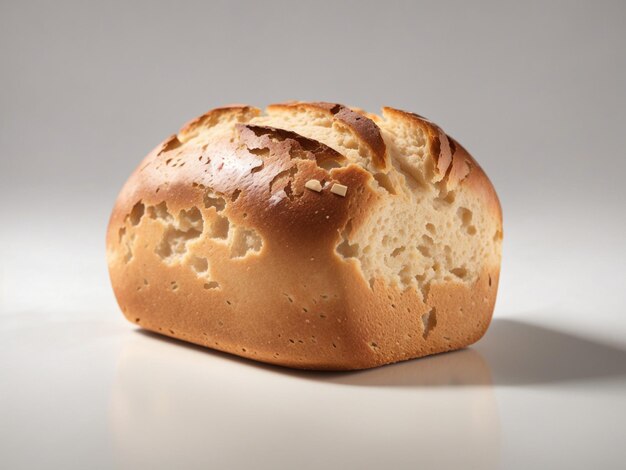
[267,101,389,170]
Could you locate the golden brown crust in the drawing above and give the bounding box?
[107,102,502,370]
[177,104,261,143]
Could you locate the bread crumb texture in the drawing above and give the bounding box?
[107,102,503,370]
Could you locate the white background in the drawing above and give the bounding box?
[2,1,625,469]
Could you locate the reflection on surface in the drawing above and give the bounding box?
[109,317,626,468]
[316,348,492,387]
[110,329,500,469]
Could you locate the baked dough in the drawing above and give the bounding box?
[106,102,502,370]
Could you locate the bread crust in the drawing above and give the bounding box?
[107,102,502,370]
[267,101,388,170]
[381,106,502,221]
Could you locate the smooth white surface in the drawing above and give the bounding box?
[1,207,626,470]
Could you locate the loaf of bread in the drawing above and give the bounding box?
[106,101,502,370]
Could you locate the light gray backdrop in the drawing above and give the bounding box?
[1,2,626,469]
[2,0,624,315]
[2,0,625,212]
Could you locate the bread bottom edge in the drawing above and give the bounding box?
[127,317,492,371]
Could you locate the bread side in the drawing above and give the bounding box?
[106,102,502,370]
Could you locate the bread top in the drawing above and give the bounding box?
[108,102,502,301]
[266,102,389,170]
